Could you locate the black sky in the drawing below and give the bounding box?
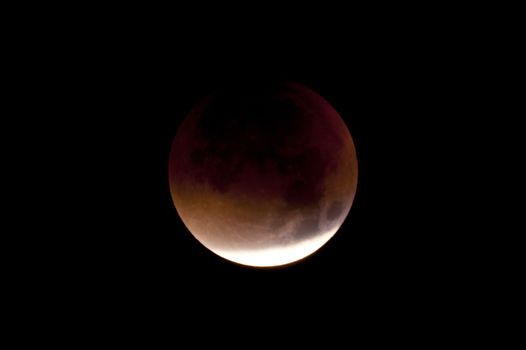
[20,12,488,336]
[71,44,456,296]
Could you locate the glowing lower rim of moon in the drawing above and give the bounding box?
[210,227,339,267]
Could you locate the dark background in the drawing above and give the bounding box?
[70,40,458,301]
[18,11,490,337]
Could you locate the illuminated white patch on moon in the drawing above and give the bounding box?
[214,227,340,267]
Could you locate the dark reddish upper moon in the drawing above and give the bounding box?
[169,81,358,267]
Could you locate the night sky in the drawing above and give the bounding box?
[77,50,453,304]
[28,17,481,336]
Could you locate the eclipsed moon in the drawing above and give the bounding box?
[168,81,358,267]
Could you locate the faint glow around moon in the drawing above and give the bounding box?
[213,227,339,267]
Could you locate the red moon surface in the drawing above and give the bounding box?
[168,81,358,267]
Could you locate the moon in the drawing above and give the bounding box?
[168,81,358,267]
